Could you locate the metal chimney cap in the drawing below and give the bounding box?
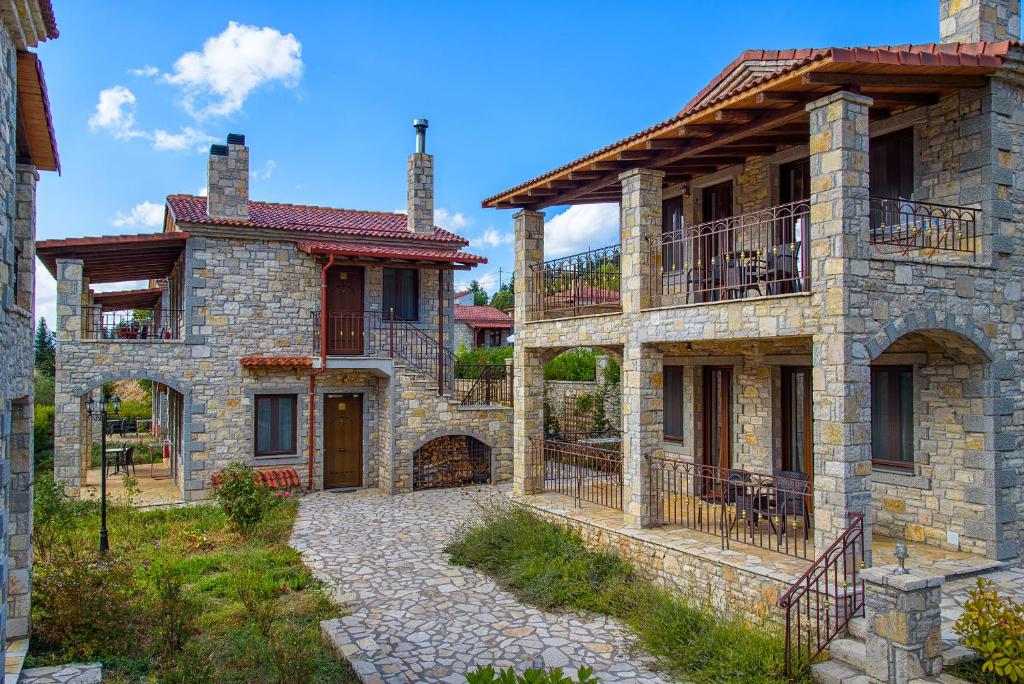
[413,118,429,128]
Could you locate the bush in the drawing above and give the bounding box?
[35,372,54,405]
[544,349,596,381]
[233,564,282,638]
[466,665,597,684]
[213,463,279,537]
[954,578,1024,682]
[456,345,514,378]
[34,404,54,472]
[147,560,198,666]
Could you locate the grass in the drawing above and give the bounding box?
[28,476,358,684]
[445,503,800,684]
[947,659,1012,683]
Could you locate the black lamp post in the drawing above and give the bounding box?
[86,393,120,552]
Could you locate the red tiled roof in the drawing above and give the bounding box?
[240,355,313,368]
[482,40,1018,207]
[454,289,473,299]
[212,467,300,490]
[454,305,513,328]
[167,195,468,246]
[39,0,59,38]
[297,240,486,265]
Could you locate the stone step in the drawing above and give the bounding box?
[811,659,870,684]
[847,616,869,641]
[828,638,867,671]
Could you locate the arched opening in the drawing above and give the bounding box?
[413,435,491,490]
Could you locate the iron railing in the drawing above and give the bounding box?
[528,244,621,320]
[532,436,623,510]
[649,200,810,305]
[456,363,512,406]
[313,310,456,396]
[646,454,814,560]
[82,307,184,341]
[778,513,866,677]
[869,196,978,258]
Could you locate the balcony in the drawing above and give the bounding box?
[527,244,621,320]
[82,306,183,341]
[868,196,978,259]
[649,200,810,306]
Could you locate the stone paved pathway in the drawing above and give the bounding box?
[290,486,670,684]
[940,565,1024,657]
[18,663,101,684]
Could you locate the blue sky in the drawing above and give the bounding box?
[33,0,956,325]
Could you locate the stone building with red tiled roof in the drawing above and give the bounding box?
[454,304,513,349]
[41,123,512,506]
[488,1,1024,679]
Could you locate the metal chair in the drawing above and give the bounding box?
[775,470,811,540]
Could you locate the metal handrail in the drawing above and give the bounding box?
[81,306,184,341]
[528,244,621,319]
[869,196,978,258]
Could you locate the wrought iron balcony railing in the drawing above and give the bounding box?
[527,244,621,320]
[869,196,978,258]
[82,306,184,341]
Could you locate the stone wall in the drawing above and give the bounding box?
[543,380,621,433]
[54,229,508,500]
[514,76,1024,562]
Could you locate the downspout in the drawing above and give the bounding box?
[437,267,445,395]
[308,253,335,490]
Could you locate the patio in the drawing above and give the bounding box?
[82,461,183,508]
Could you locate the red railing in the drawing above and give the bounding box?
[646,454,814,560]
[649,200,810,305]
[313,310,456,395]
[778,513,865,677]
[531,436,623,511]
[869,196,978,258]
[528,244,621,320]
[82,306,184,341]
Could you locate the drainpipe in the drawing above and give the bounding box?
[308,253,335,490]
[437,268,445,394]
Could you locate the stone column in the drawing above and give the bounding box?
[53,259,84,494]
[939,0,1020,43]
[861,567,945,683]
[621,341,662,527]
[513,210,546,495]
[806,91,874,559]
[619,168,665,312]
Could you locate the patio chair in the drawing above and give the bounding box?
[775,470,811,540]
[765,243,802,295]
[728,470,775,540]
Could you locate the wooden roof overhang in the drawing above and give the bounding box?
[16,50,58,172]
[483,44,1014,210]
[36,232,189,284]
[297,240,487,271]
[90,287,164,311]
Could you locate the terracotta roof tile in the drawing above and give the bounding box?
[296,240,486,265]
[166,194,469,246]
[454,305,513,327]
[240,355,313,368]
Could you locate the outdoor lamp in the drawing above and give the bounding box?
[894,541,910,575]
[88,393,121,553]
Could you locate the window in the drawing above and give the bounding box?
[662,197,684,272]
[869,128,914,200]
[871,366,914,469]
[255,394,297,456]
[781,367,812,476]
[383,268,419,321]
[664,365,684,442]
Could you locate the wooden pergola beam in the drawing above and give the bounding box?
[802,72,988,88]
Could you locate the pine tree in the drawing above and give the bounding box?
[34,318,56,377]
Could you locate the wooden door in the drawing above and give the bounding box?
[325,266,365,355]
[781,367,813,483]
[323,393,363,488]
[702,366,732,470]
[695,182,734,301]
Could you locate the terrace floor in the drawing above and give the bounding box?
[83,461,183,508]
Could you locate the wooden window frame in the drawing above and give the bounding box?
[870,365,915,471]
[664,365,685,443]
[254,394,298,457]
[781,366,813,477]
[383,267,420,322]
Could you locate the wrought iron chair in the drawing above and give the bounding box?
[774,470,811,540]
[765,243,802,295]
[729,470,775,540]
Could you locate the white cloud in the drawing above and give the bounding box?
[34,258,56,328]
[128,65,159,77]
[112,201,165,228]
[88,86,145,140]
[434,207,471,230]
[250,159,276,180]
[544,203,620,257]
[472,228,513,249]
[455,271,499,294]
[152,126,216,152]
[163,21,303,119]
[197,186,208,197]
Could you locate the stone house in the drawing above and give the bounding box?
[0,0,60,664]
[485,0,1023,677]
[454,303,513,349]
[42,123,512,501]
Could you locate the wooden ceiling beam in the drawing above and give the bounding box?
[590,161,631,171]
[676,124,720,138]
[802,72,988,88]
[864,92,940,107]
[713,109,759,124]
[755,91,808,104]
[616,149,658,161]
[645,138,689,150]
[567,171,603,180]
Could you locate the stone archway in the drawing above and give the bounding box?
[412,435,492,490]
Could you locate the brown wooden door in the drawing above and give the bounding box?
[326,266,365,355]
[324,394,362,488]
[781,367,813,482]
[702,366,732,470]
[694,182,734,302]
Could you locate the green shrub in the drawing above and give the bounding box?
[34,404,54,472]
[147,560,198,666]
[233,564,282,638]
[466,664,598,684]
[954,578,1024,682]
[456,345,514,378]
[213,463,279,537]
[544,349,596,381]
[34,372,54,405]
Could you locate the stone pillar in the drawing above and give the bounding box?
[512,347,545,495]
[53,259,84,494]
[806,91,874,559]
[6,399,30,639]
[514,210,545,324]
[861,567,945,683]
[940,0,1019,43]
[619,168,665,312]
[407,152,434,234]
[621,342,662,527]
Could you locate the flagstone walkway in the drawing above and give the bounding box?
[290,486,670,684]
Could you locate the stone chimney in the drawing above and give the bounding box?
[940,0,1020,43]
[207,133,250,220]
[407,119,434,233]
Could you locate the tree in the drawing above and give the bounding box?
[34,318,56,377]
[468,280,489,306]
[490,279,514,311]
